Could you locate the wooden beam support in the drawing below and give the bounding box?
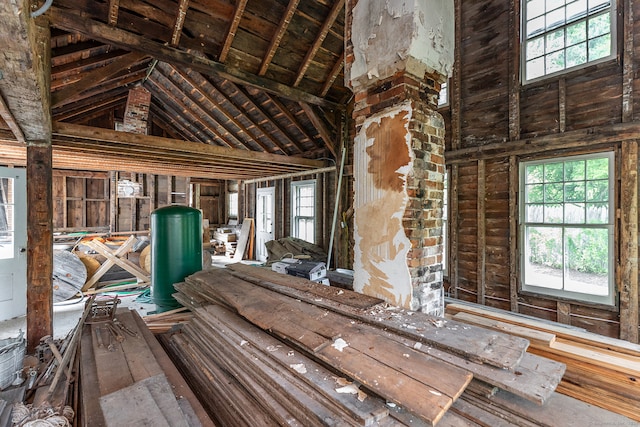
[259,0,300,76]
[320,51,344,97]
[26,143,53,352]
[293,0,345,87]
[218,0,248,63]
[476,160,486,305]
[299,102,336,157]
[446,122,640,164]
[507,0,520,141]
[171,0,190,47]
[0,1,51,141]
[450,164,459,299]
[620,141,639,343]
[0,93,26,143]
[51,51,148,108]
[49,6,340,109]
[559,78,566,133]
[508,156,519,313]
[108,0,120,25]
[451,0,462,151]
[622,0,634,122]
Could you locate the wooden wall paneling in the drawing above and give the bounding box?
[27,143,53,352]
[477,160,486,305]
[52,174,65,228]
[620,140,639,343]
[484,158,511,309]
[456,163,478,300]
[450,164,459,298]
[508,156,519,312]
[569,304,621,338]
[194,183,201,209]
[517,295,559,322]
[519,82,560,137]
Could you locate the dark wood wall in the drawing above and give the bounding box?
[440,0,640,342]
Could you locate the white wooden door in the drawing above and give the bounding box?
[0,167,27,321]
[256,187,275,262]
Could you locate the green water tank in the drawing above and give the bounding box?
[151,205,202,312]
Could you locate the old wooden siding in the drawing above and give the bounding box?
[441,0,640,342]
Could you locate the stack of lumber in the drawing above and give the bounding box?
[162,264,634,426]
[142,307,194,334]
[78,308,212,426]
[446,301,640,422]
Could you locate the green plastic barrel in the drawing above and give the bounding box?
[150,205,202,312]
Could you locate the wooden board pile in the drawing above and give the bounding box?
[446,302,640,422]
[162,264,635,426]
[77,308,212,426]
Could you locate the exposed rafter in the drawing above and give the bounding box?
[299,102,336,157]
[49,6,340,109]
[218,0,248,63]
[293,0,345,87]
[320,50,344,97]
[108,0,120,26]
[0,93,26,143]
[171,0,190,47]
[259,0,300,76]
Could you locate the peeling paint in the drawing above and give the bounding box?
[348,0,454,90]
[353,102,413,308]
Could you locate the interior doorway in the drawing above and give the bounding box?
[255,187,275,262]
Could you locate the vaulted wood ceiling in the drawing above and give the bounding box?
[0,0,351,179]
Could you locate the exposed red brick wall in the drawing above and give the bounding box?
[122,86,151,135]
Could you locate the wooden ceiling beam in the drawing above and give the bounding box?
[53,122,323,167]
[320,50,344,97]
[49,5,340,109]
[0,93,26,143]
[108,0,120,25]
[52,51,148,108]
[54,94,128,122]
[145,76,224,146]
[218,0,248,63]
[0,4,51,141]
[259,0,300,76]
[172,67,288,155]
[264,93,318,150]
[171,0,190,46]
[299,102,336,157]
[293,0,344,87]
[232,83,307,154]
[148,67,254,149]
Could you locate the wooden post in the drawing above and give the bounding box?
[476,160,486,305]
[620,141,639,343]
[27,143,53,352]
[508,156,519,312]
[450,165,459,299]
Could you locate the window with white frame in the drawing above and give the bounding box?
[228,192,238,219]
[438,81,448,107]
[519,153,614,305]
[523,0,614,82]
[291,180,315,244]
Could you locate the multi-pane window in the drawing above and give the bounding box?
[0,178,15,260]
[438,81,448,107]
[291,180,315,243]
[519,153,614,305]
[523,0,614,82]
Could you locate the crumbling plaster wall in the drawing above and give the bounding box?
[347,0,454,91]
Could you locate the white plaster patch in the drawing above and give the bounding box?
[332,337,349,352]
[290,363,307,374]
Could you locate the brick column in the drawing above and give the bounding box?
[122,86,151,134]
[346,0,453,315]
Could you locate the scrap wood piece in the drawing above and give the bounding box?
[446,302,640,357]
[232,218,254,261]
[226,262,382,309]
[553,380,640,422]
[182,270,471,426]
[218,266,529,371]
[545,338,640,377]
[451,311,557,346]
[197,303,391,425]
[83,236,149,291]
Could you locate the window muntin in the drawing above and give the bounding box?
[291,180,315,244]
[520,153,614,305]
[438,81,448,107]
[523,0,614,82]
